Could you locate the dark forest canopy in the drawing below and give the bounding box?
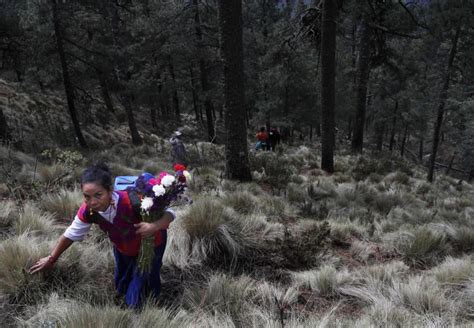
[0,0,472,181]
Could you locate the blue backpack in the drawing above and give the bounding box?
[113,172,154,191]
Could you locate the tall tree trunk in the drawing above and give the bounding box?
[150,106,157,129]
[168,58,181,121]
[445,153,456,174]
[193,0,216,143]
[351,18,371,153]
[0,108,12,142]
[189,65,201,123]
[122,94,142,145]
[51,0,88,149]
[97,71,115,113]
[375,121,385,152]
[389,100,398,151]
[320,0,337,173]
[419,137,424,162]
[218,0,251,181]
[400,124,409,157]
[109,1,142,145]
[427,25,461,182]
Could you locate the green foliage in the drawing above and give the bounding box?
[249,152,296,190]
[400,227,449,267]
[350,155,413,181]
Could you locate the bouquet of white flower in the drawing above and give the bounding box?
[132,164,191,273]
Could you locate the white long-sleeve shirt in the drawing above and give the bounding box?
[64,191,176,241]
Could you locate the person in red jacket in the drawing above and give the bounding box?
[29,164,175,308]
[255,127,269,150]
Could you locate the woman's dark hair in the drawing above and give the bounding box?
[260,127,265,132]
[80,163,112,190]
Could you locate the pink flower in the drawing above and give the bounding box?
[148,178,160,186]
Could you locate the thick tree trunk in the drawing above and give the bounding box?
[121,94,142,145]
[193,0,216,143]
[428,25,461,182]
[168,58,181,121]
[109,1,142,145]
[320,0,337,173]
[150,106,157,129]
[218,0,251,181]
[0,108,12,142]
[375,121,385,152]
[51,0,88,149]
[351,18,371,153]
[97,71,115,113]
[189,66,201,122]
[419,137,424,162]
[389,100,398,152]
[400,124,409,157]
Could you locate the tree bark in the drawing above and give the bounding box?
[375,121,385,152]
[51,0,88,149]
[419,137,424,162]
[0,108,12,142]
[193,0,216,143]
[445,153,456,174]
[351,18,371,153]
[400,124,409,157]
[218,0,251,181]
[97,71,115,113]
[168,58,181,121]
[427,25,461,182]
[109,1,142,145]
[189,65,201,122]
[389,100,398,152]
[320,0,337,173]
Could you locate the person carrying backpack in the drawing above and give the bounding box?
[255,127,269,151]
[268,127,281,151]
[29,164,175,308]
[169,130,187,166]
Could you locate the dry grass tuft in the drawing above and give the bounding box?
[39,187,82,221]
[13,203,57,237]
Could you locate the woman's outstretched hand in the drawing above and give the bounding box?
[29,256,55,274]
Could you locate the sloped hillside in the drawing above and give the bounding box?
[0,139,472,327]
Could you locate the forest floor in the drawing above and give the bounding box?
[0,79,473,327]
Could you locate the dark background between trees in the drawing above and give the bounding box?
[0,0,472,182]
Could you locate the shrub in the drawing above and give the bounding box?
[351,155,412,181]
[249,152,296,190]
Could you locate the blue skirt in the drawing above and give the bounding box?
[113,230,167,308]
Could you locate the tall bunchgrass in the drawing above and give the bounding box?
[39,187,82,221]
[0,200,16,227]
[291,265,352,298]
[13,203,57,237]
[183,273,255,324]
[431,256,473,285]
[0,234,49,304]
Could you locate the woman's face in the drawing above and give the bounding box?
[82,182,113,212]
